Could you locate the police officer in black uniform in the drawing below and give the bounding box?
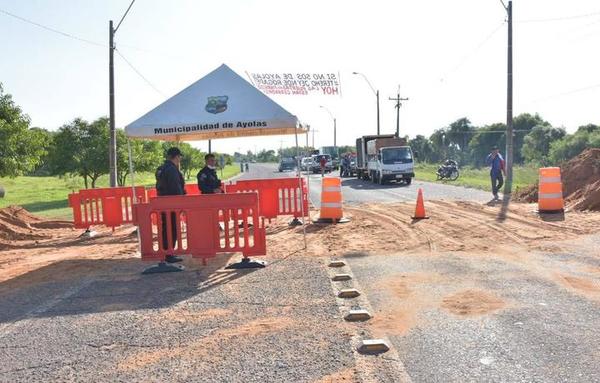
[155,147,185,263]
[197,153,223,194]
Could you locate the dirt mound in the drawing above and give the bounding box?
[267,200,600,258]
[514,148,600,210]
[0,206,50,242]
[514,184,538,203]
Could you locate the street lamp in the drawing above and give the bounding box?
[352,71,380,135]
[319,106,337,154]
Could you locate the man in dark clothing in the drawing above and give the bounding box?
[197,154,223,194]
[155,147,185,263]
[485,145,506,200]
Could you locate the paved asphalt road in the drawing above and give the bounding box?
[346,249,600,383]
[235,162,494,207]
[235,162,600,382]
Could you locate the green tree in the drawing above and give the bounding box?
[549,125,600,164]
[468,123,506,168]
[0,84,48,177]
[48,117,110,188]
[116,130,164,186]
[521,125,566,165]
[408,135,435,163]
[446,117,474,164]
[512,113,551,164]
[257,149,277,162]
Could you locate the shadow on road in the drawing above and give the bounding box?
[340,177,411,190]
[0,253,258,324]
[539,211,566,222]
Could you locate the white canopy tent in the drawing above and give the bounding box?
[125,64,306,140]
[124,63,309,249]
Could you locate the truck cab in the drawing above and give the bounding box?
[368,146,414,185]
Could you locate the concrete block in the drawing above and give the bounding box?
[338,288,360,298]
[344,309,372,322]
[332,274,352,281]
[328,260,346,268]
[357,339,390,354]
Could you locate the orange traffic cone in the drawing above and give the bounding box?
[412,188,429,219]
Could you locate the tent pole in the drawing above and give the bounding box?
[295,126,307,250]
[127,139,142,253]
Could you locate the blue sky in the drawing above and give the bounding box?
[1,0,599,154]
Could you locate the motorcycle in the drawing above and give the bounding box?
[436,159,460,181]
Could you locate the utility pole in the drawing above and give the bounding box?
[108,1,136,188]
[389,86,409,138]
[319,105,336,156]
[311,128,319,149]
[108,20,117,187]
[502,0,514,196]
[352,72,380,135]
[376,90,380,135]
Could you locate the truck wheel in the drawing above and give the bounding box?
[404,177,412,185]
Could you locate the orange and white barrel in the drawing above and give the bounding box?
[319,177,344,220]
[538,167,564,212]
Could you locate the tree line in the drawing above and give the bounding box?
[2,83,599,183]
[0,84,231,186]
[407,114,599,167]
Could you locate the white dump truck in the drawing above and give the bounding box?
[356,135,414,185]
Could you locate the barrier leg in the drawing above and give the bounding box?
[79,228,97,238]
[142,262,185,275]
[225,257,267,270]
[289,217,303,226]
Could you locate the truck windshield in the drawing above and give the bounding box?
[382,148,412,164]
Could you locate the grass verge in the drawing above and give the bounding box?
[414,163,538,192]
[0,165,240,220]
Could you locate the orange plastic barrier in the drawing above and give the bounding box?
[68,186,147,230]
[538,167,564,212]
[147,184,200,200]
[318,177,343,221]
[225,178,308,220]
[133,193,266,262]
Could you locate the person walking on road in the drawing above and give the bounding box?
[340,154,350,177]
[155,147,185,263]
[319,155,327,177]
[198,154,223,194]
[486,145,506,200]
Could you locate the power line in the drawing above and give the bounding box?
[0,7,106,47]
[115,48,166,97]
[114,0,136,33]
[0,6,183,60]
[518,10,600,23]
[440,21,505,82]
[526,83,600,104]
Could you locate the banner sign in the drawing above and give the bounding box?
[248,72,341,96]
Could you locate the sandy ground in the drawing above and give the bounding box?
[1,201,599,381]
[4,200,599,287]
[268,200,600,257]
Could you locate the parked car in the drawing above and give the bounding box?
[310,154,333,173]
[278,157,297,172]
[301,157,313,171]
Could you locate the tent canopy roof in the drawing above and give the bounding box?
[125,64,305,141]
